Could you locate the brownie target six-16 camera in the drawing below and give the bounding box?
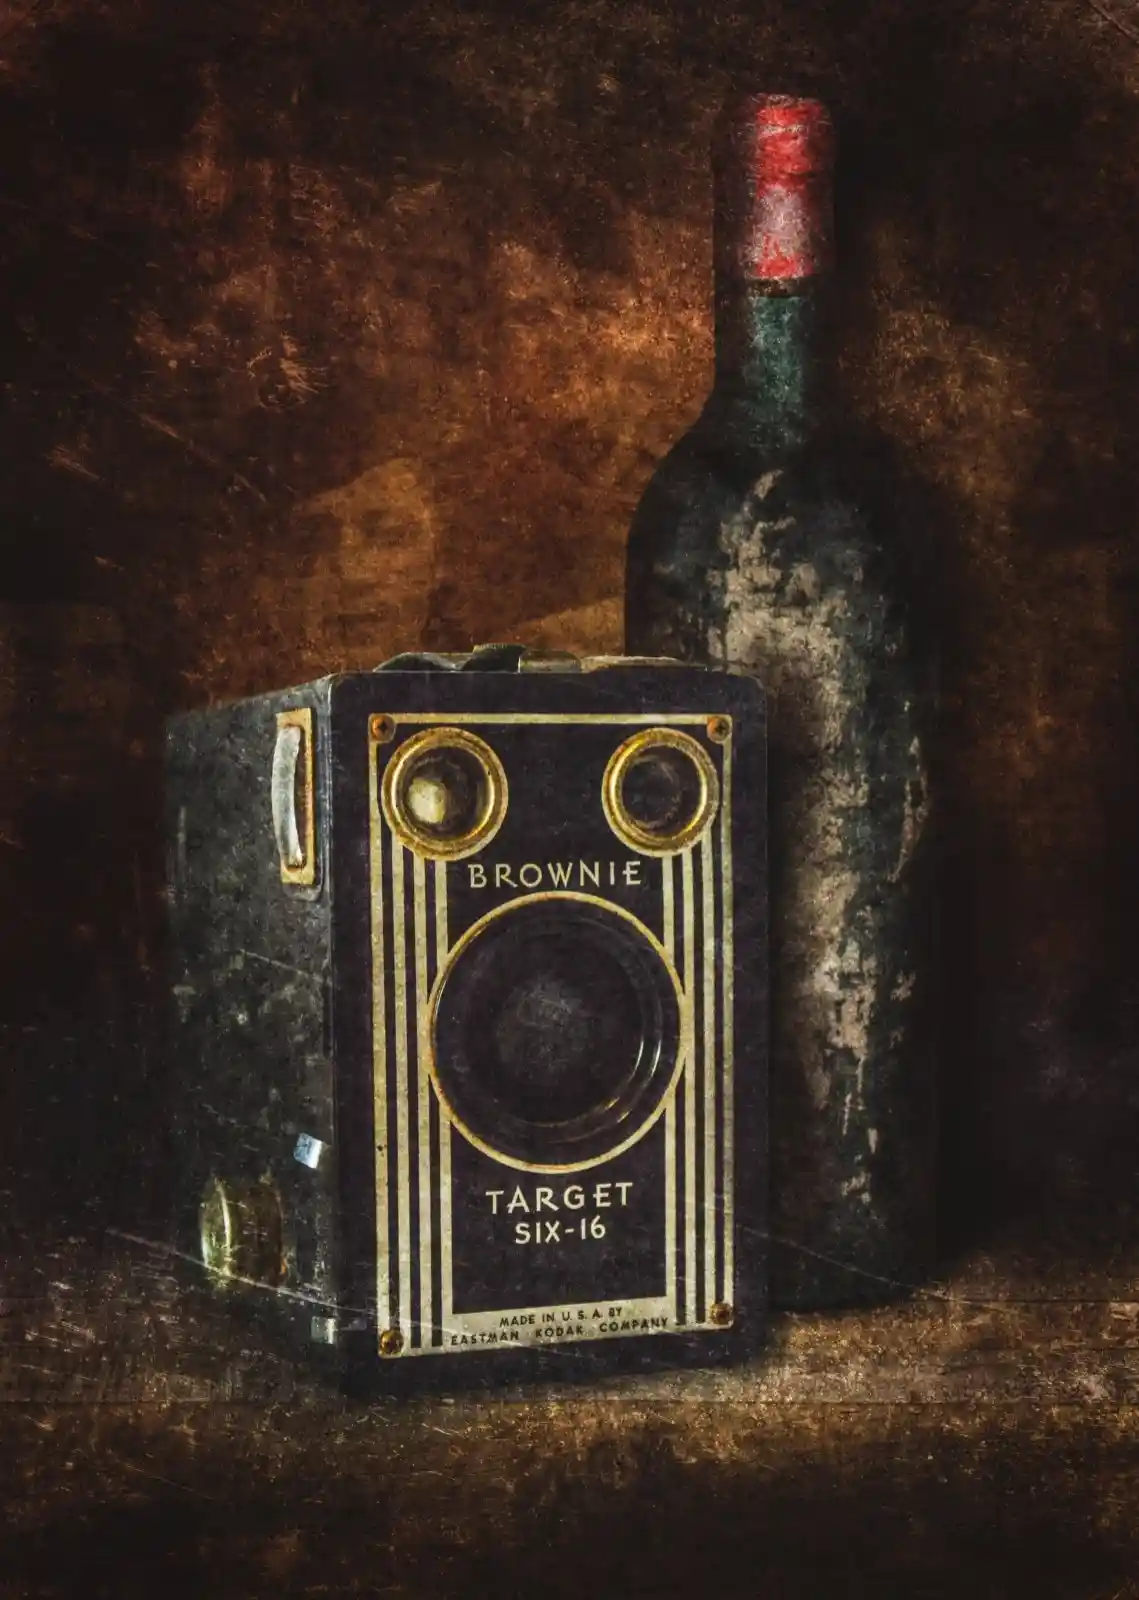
[164,646,767,1384]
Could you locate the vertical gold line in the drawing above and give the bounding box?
[720,736,735,1304]
[701,829,717,1318]
[435,860,452,1334]
[662,856,677,1325]
[391,839,412,1341]
[413,854,432,1347]
[662,858,675,951]
[369,736,390,1340]
[681,845,697,1327]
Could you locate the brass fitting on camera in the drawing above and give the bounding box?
[198,1176,285,1289]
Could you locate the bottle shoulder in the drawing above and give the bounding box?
[626,430,933,690]
[630,431,892,587]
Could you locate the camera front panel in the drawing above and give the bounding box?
[331,666,766,1368]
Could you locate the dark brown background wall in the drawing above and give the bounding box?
[2,0,1138,1251]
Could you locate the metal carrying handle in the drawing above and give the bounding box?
[272,724,304,868]
[272,708,316,886]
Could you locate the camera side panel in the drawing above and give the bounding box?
[164,679,340,1353]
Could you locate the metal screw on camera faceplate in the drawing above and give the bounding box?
[709,1301,734,1328]
[371,714,396,743]
[707,715,731,744]
[378,1327,405,1357]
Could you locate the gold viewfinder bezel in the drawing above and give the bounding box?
[602,727,721,855]
[379,725,508,861]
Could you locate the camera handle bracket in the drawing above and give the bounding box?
[375,645,690,674]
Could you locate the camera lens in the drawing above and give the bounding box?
[620,749,703,836]
[380,728,507,859]
[603,729,720,854]
[482,935,644,1124]
[431,899,681,1167]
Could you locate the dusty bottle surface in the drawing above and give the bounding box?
[625,95,936,1309]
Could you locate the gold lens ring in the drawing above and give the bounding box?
[602,727,720,855]
[425,892,685,1173]
[380,726,508,861]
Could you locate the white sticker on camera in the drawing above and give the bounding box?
[294,1133,326,1169]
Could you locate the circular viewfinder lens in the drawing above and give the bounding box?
[380,728,507,859]
[602,729,720,855]
[620,748,704,836]
[402,751,483,839]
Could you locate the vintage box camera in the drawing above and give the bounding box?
[164,647,767,1386]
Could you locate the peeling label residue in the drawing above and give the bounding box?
[700,470,932,1304]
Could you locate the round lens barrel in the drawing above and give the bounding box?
[430,898,681,1169]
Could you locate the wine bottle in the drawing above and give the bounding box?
[625,95,936,1309]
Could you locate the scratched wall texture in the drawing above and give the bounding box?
[2,0,1139,1252]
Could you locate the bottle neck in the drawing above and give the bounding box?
[706,95,834,458]
[711,281,829,455]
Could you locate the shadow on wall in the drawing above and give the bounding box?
[1,0,1138,1246]
[834,0,1139,1241]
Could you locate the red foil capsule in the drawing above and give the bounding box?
[728,95,834,281]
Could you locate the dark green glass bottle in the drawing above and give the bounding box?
[625,95,936,1309]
